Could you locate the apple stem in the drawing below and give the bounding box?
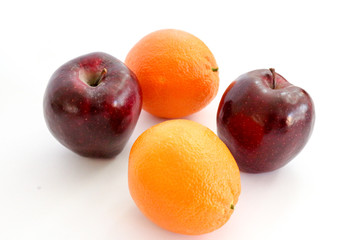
[269,68,276,89]
[93,68,107,86]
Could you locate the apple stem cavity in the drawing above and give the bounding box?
[230,204,234,210]
[269,68,276,89]
[92,68,107,87]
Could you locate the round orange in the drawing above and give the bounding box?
[128,119,241,235]
[125,29,219,118]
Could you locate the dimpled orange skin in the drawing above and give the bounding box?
[128,120,241,235]
[125,29,219,118]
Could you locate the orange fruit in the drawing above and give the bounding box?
[128,119,241,235]
[125,29,219,118]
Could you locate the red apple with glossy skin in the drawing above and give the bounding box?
[217,69,315,173]
[44,52,142,158]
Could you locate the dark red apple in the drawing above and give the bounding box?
[44,52,142,158]
[217,69,315,173]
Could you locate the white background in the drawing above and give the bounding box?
[1,0,359,239]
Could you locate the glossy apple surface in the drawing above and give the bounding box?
[217,69,315,173]
[44,52,142,158]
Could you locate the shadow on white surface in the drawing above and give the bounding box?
[231,166,304,238]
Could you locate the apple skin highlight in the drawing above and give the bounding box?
[217,69,315,173]
[44,52,142,158]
